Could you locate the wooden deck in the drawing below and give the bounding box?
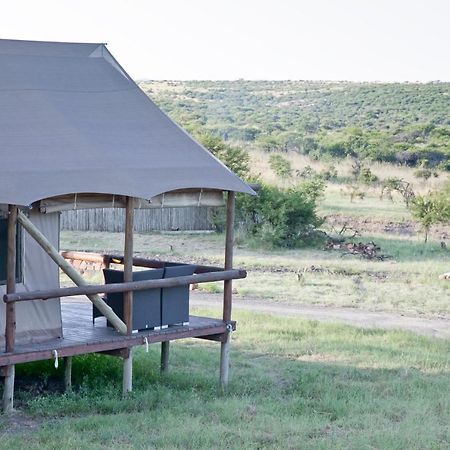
[0,300,232,367]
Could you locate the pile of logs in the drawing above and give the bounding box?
[325,240,389,260]
[67,259,105,274]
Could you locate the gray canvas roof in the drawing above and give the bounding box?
[0,39,255,206]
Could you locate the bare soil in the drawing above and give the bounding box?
[325,214,450,241]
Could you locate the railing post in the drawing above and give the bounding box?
[220,191,235,392]
[122,196,134,395]
[3,205,17,413]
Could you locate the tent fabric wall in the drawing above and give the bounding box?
[0,209,62,345]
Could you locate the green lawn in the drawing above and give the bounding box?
[1,309,450,449]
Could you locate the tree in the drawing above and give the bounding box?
[380,178,415,207]
[196,134,249,179]
[410,191,450,243]
[235,180,325,248]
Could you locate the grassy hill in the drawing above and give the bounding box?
[139,80,450,169]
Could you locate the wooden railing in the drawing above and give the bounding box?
[3,250,245,304]
[3,269,246,303]
[60,251,224,274]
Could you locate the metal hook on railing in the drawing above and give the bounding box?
[52,349,59,369]
[143,337,149,353]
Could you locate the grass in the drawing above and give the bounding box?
[61,229,450,318]
[248,149,448,193]
[1,309,450,449]
[319,185,412,220]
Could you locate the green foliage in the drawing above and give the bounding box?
[358,167,379,185]
[196,134,249,178]
[380,178,415,206]
[413,168,439,180]
[346,185,366,202]
[410,191,450,242]
[142,80,450,170]
[296,165,317,179]
[319,165,338,181]
[269,154,292,179]
[236,181,325,248]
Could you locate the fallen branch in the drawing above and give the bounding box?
[325,240,391,260]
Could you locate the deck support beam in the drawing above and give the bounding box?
[122,197,134,395]
[220,191,235,392]
[161,341,170,374]
[3,205,17,414]
[16,211,127,335]
[64,356,72,391]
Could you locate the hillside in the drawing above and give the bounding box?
[139,80,450,169]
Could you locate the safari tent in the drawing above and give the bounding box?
[0,38,254,413]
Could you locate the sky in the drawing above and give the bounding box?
[1,0,449,82]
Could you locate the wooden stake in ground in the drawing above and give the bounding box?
[17,211,127,335]
[64,356,72,391]
[161,341,169,374]
[2,205,17,413]
[220,191,235,391]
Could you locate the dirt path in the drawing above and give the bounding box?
[190,291,450,339]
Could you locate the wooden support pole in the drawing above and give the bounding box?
[5,206,17,353]
[220,191,235,392]
[3,205,17,414]
[122,197,134,395]
[219,332,231,392]
[123,197,134,335]
[161,341,169,374]
[16,211,127,335]
[122,348,133,394]
[64,356,72,392]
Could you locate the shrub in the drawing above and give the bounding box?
[413,168,439,180]
[235,181,325,248]
[269,154,292,179]
[296,165,317,179]
[380,177,415,206]
[358,167,378,185]
[410,191,450,243]
[346,185,366,202]
[437,160,450,171]
[196,134,250,178]
[319,165,338,181]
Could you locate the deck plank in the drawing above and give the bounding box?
[0,301,228,366]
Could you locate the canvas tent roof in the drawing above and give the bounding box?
[0,39,255,207]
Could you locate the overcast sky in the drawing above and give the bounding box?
[2,0,449,81]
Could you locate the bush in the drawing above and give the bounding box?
[319,165,338,181]
[196,134,250,178]
[410,191,450,242]
[413,168,439,180]
[235,180,325,248]
[296,165,317,179]
[358,167,378,185]
[269,154,292,179]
